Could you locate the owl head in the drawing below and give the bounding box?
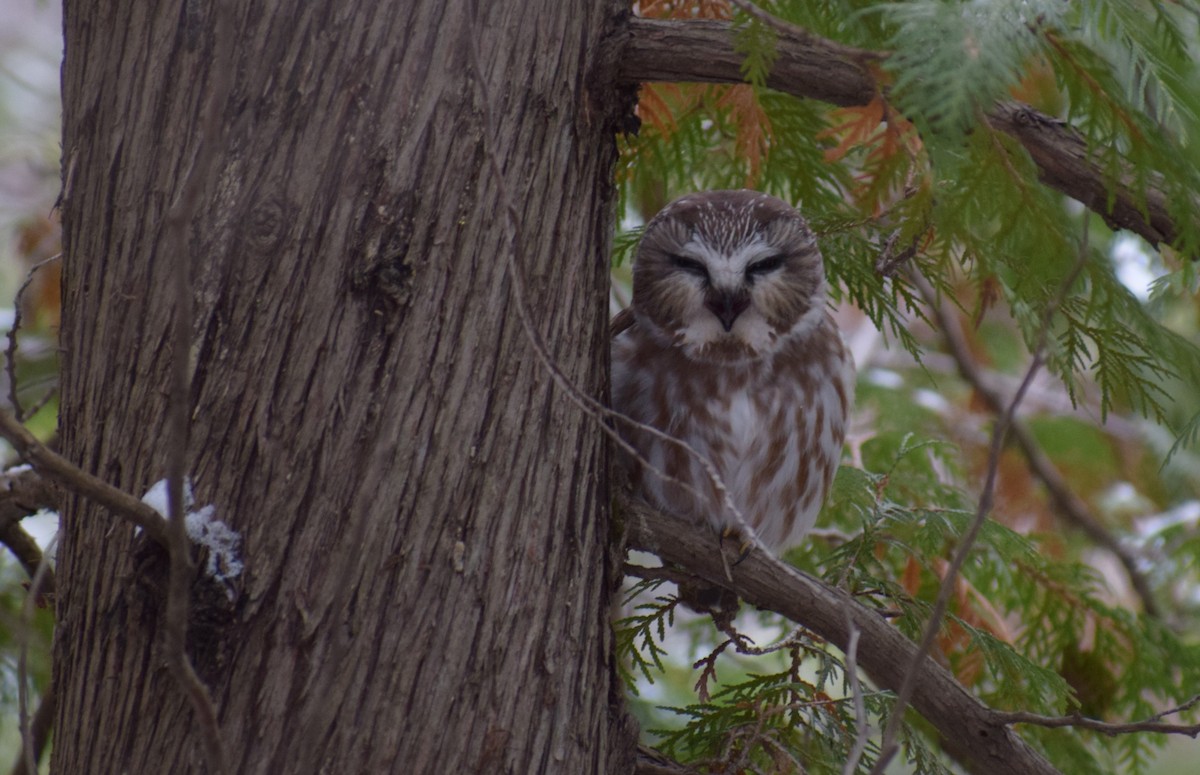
[631,190,827,363]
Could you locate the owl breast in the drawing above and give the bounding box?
[612,311,853,552]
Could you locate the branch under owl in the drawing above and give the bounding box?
[612,17,1188,251]
[616,488,1063,775]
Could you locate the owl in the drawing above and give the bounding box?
[612,190,853,555]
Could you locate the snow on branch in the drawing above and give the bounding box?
[142,478,243,596]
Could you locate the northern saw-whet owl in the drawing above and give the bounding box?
[612,190,854,554]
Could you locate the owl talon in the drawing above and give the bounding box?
[718,526,754,570]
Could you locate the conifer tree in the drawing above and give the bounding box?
[1,1,1199,773]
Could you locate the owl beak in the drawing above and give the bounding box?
[705,290,751,333]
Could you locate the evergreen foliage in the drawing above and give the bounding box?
[618,1,1200,771]
[1,1,1199,771]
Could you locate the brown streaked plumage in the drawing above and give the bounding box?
[611,190,854,553]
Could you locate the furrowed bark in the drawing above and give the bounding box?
[55,1,634,772]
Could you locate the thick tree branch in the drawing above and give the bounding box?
[985,103,1178,246]
[0,466,58,517]
[616,17,879,108]
[618,489,1062,775]
[614,17,1188,249]
[0,519,56,601]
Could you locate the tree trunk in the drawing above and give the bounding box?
[55,1,633,772]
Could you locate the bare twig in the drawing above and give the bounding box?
[871,344,1047,772]
[4,253,61,422]
[16,532,55,775]
[993,713,1200,737]
[841,615,869,775]
[872,231,1093,771]
[711,619,808,658]
[0,408,167,543]
[22,385,58,423]
[993,692,1200,737]
[909,270,1163,618]
[8,680,54,775]
[152,2,236,772]
[1146,692,1200,723]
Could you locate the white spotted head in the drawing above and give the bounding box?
[631,190,827,363]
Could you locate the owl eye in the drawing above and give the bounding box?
[746,255,786,279]
[670,255,710,282]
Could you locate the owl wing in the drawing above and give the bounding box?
[610,306,637,339]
